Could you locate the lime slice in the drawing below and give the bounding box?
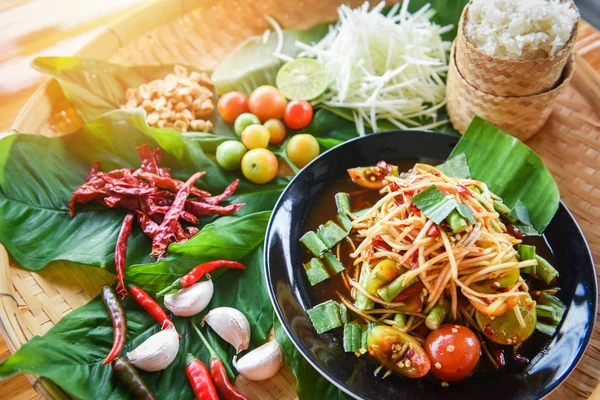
[276,58,328,101]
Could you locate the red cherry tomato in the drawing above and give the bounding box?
[284,100,313,130]
[424,324,481,382]
[248,86,287,122]
[217,92,249,123]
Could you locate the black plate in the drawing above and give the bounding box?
[264,130,597,400]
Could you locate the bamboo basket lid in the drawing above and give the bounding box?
[2,0,600,399]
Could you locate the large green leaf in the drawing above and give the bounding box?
[0,234,273,400]
[0,110,284,272]
[212,23,331,95]
[449,117,559,232]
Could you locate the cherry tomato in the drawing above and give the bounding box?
[286,134,320,168]
[241,148,278,184]
[217,91,249,123]
[347,162,399,190]
[284,100,313,130]
[241,124,270,149]
[424,324,481,382]
[264,119,286,144]
[215,141,247,171]
[248,86,287,122]
[234,113,260,137]
[367,325,431,378]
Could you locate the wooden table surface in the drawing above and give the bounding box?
[1,1,600,399]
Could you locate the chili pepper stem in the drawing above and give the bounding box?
[186,353,197,366]
[156,280,183,297]
[191,322,219,360]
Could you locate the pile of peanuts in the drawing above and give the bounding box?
[120,65,215,133]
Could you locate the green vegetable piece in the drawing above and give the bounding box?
[322,251,345,275]
[455,202,476,224]
[316,220,348,249]
[303,258,330,286]
[360,322,378,351]
[393,313,406,329]
[425,299,450,330]
[300,231,327,256]
[437,153,471,179]
[339,303,348,324]
[335,192,351,215]
[355,269,374,311]
[343,323,362,353]
[536,292,565,327]
[377,272,418,303]
[307,300,344,334]
[412,185,474,225]
[518,244,536,273]
[337,213,352,233]
[535,321,558,336]
[354,207,371,218]
[533,254,559,285]
[447,209,468,233]
[535,304,556,320]
[493,200,517,224]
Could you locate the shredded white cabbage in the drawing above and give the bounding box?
[295,1,451,134]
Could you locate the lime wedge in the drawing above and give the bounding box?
[276,58,328,101]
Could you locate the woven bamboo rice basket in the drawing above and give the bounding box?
[447,42,576,141]
[455,0,579,97]
[2,1,600,400]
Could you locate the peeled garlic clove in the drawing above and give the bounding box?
[233,340,283,381]
[164,279,213,317]
[127,321,179,372]
[202,307,250,353]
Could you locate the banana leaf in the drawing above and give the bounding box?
[448,117,559,232]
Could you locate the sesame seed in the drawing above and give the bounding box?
[507,339,513,345]
[446,345,455,352]
[405,359,412,368]
[451,328,458,333]
[397,361,405,368]
[435,362,442,369]
[441,382,449,388]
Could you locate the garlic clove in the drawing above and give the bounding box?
[164,279,213,317]
[127,321,179,372]
[202,307,250,353]
[232,340,283,381]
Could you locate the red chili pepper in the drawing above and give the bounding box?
[411,203,421,217]
[185,201,245,216]
[408,250,418,269]
[86,160,101,181]
[372,235,393,252]
[151,172,204,259]
[137,171,210,199]
[185,353,219,400]
[101,285,127,365]
[127,284,175,331]
[137,144,161,175]
[203,179,240,205]
[104,196,140,210]
[157,260,245,296]
[136,211,160,239]
[393,282,425,301]
[457,185,472,197]
[115,212,134,300]
[192,323,249,400]
[427,224,440,237]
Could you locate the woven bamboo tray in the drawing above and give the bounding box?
[1,0,599,399]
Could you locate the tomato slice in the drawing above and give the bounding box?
[475,294,536,345]
[347,162,398,190]
[367,325,431,378]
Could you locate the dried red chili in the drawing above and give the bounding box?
[203,179,240,205]
[136,171,210,199]
[157,260,245,296]
[115,212,135,299]
[185,353,219,400]
[184,201,245,216]
[192,323,249,400]
[101,285,127,365]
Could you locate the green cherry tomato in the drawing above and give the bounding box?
[234,113,261,137]
[424,324,481,382]
[217,91,249,123]
[366,259,401,295]
[215,141,247,171]
[241,148,279,184]
[286,134,320,168]
[367,325,431,378]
